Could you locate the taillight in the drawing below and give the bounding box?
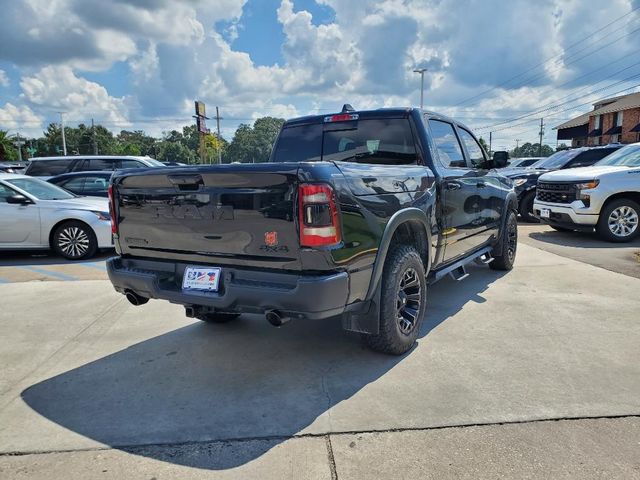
[298,183,341,247]
[107,185,117,235]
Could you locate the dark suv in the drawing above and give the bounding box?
[25,156,164,178]
[501,145,622,222]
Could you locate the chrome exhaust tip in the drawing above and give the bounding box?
[266,310,289,327]
[125,290,149,306]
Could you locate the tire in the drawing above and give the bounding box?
[52,221,98,260]
[490,209,518,271]
[518,191,539,223]
[550,225,573,233]
[596,198,640,243]
[366,245,427,355]
[196,312,240,323]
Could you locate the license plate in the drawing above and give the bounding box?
[182,266,221,292]
[540,208,551,219]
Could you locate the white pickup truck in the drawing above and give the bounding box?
[533,142,640,242]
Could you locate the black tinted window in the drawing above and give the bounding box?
[271,118,417,165]
[272,124,323,163]
[120,159,145,169]
[79,158,117,171]
[322,119,417,165]
[83,176,109,194]
[60,177,86,193]
[566,149,618,168]
[429,120,466,168]
[27,159,73,176]
[458,128,485,167]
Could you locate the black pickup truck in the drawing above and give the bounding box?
[107,107,518,355]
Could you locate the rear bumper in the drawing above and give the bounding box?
[106,256,350,320]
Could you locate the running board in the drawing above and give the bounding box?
[428,246,493,284]
[449,265,469,281]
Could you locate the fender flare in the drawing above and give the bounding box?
[493,191,518,256]
[365,207,432,301]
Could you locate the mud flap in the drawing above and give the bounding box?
[341,285,381,335]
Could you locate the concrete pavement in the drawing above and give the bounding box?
[0,243,639,478]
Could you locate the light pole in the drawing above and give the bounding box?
[413,68,427,109]
[515,138,521,157]
[58,112,67,155]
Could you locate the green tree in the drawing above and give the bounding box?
[0,131,18,161]
[116,130,157,156]
[226,116,285,163]
[478,137,490,155]
[510,142,554,158]
[156,141,197,164]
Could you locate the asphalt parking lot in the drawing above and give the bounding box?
[0,224,639,479]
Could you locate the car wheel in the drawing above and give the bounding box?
[518,191,539,223]
[196,312,241,323]
[366,245,426,355]
[491,209,518,271]
[52,221,98,260]
[597,198,640,243]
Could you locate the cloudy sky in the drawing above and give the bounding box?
[0,0,639,150]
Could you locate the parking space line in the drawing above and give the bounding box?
[19,266,78,281]
[79,263,107,271]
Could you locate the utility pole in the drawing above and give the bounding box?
[538,118,545,157]
[489,131,493,156]
[215,106,223,164]
[515,138,521,157]
[59,112,67,155]
[413,68,427,109]
[13,133,25,163]
[91,118,98,155]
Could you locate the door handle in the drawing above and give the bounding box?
[445,181,461,191]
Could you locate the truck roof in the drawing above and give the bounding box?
[284,106,463,129]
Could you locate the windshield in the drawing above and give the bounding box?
[536,149,581,169]
[595,144,640,167]
[6,177,76,200]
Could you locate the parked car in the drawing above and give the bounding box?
[24,155,164,179]
[48,171,112,197]
[506,157,543,168]
[534,142,640,242]
[0,173,112,259]
[106,106,518,355]
[500,145,622,222]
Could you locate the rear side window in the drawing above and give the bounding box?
[83,176,109,194]
[79,158,117,171]
[565,148,618,168]
[60,177,87,193]
[429,120,466,168]
[119,159,145,169]
[27,159,73,176]
[271,118,417,165]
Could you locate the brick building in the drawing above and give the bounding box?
[554,92,640,147]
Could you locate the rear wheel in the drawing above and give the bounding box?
[366,245,426,355]
[52,221,98,260]
[597,198,640,242]
[196,312,240,323]
[518,191,539,223]
[491,210,518,271]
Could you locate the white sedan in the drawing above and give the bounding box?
[0,173,113,260]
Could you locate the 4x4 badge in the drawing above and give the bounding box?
[264,231,278,246]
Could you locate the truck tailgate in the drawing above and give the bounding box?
[113,164,302,270]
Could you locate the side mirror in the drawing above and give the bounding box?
[6,194,33,205]
[492,151,509,168]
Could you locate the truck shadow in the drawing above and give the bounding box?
[21,264,504,470]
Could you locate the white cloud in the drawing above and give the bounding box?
[0,103,43,136]
[20,66,131,128]
[0,70,9,87]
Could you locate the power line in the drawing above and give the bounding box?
[453,6,640,107]
[475,70,640,131]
